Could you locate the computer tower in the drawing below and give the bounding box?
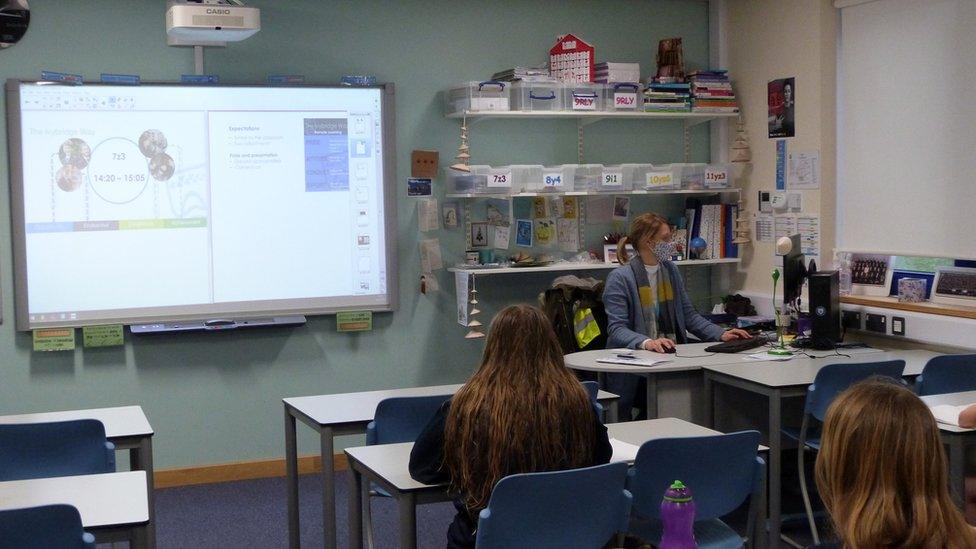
[809,270,841,345]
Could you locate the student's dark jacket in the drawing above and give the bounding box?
[408,399,612,549]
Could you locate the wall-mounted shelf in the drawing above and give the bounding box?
[449,258,740,276]
[446,110,738,128]
[446,188,740,199]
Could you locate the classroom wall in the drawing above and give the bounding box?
[725,0,838,297]
[0,1,715,468]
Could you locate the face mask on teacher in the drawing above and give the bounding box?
[653,240,677,261]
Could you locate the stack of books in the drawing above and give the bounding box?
[683,197,739,260]
[642,81,691,112]
[491,66,551,82]
[689,70,739,113]
[594,62,640,84]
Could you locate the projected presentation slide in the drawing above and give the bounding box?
[12,83,390,327]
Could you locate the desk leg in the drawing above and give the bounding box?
[321,426,337,549]
[398,493,417,549]
[285,408,300,549]
[607,400,619,423]
[703,374,714,429]
[768,389,782,548]
[131,524,149,549]
[645,374,658,419]
[348,467,363,549]
[129,437,156,549]
[949,436,965,509]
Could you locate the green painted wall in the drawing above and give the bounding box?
[0,0,712,467]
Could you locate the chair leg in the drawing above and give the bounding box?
[798,430,820,545]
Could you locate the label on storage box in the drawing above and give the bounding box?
[646,170,675,189]
[571,93,597,110]
[487,169,513,188]
[704,166,730,188]
[613,92,638,109]
[543,170,564,188]
[602,169,624,187]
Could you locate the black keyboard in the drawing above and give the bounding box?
[704,338,766,354]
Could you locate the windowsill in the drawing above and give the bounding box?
[840,296,976,320]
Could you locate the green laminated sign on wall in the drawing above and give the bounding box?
[83,325,124,348]
[337,311,372,332]
[33,328,76,352]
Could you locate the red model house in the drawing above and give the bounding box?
[549,34,595,83]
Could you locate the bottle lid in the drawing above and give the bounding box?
[663,479,693,503]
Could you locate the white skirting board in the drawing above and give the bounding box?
[738,291,976,352]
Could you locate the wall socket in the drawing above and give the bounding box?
[865,313,887,334]
[842,310,862,330]
[891,316,906,336]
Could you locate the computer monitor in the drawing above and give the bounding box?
[781,234,805,310]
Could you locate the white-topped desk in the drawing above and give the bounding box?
[921,390,976,507]
[344,418,765,549]
[0,470,150,547]
[566,342,775,419]
[701,347,939,547]
[283,384,619,549]
[0,405,156,547]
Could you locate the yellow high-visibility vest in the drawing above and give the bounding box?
[574,306,600,348]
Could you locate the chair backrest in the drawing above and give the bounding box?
[475,461,631,549]
[806,360,906,421]
[0,504,96,549]
[366,394,451,446]
[0,420,115,481]
[581,380,599,403]
[916,354,976,396]
[627,431,761,521]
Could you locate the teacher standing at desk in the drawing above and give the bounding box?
[603,212,751,420]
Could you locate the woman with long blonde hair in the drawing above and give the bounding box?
[816,378,976,548]
[409,304,612,548]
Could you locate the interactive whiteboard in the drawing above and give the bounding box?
[6,81,397,330]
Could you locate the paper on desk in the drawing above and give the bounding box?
[930,404,973,427]
[747,351,794,361]
[610,438,641,463]
[597,355,672,367]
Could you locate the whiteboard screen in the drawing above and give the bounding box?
[6,81,397,330]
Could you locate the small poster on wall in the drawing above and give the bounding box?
[768,77,795,138]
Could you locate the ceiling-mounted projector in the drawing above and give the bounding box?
[166,0,260,47]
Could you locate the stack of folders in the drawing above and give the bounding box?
[594,62,641,83]
[643,80,691,112]
[689,70,739,113]
[491,66,551,82]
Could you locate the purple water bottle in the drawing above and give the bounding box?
[660,480,697,549]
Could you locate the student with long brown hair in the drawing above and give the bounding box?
[815,378,976,548]
[409,304,612,549]
[604,212,750,419]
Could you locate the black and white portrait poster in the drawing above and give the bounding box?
[768,77,795,138]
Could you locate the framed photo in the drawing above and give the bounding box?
[850,253,893,297]
[442,201,459,229]
[470,222,489,248]
[515,219,533,247]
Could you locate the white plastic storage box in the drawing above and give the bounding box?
[620,164,654,190]
[642,164,681,190]
[565,164,604,192]
[511,81,564,111]
[445,166,488,195]
[474,165,514,194]
[676,163,708,189]
[703,163,732,189]
[538,165,576,192]
[604,83,642,111]
[563,83,604,111]
[445,81,510,115]
[506,165,544,194]
[599,165,634,192]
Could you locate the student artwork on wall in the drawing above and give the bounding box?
[534,217,556,248]
[515,219,533,247]
[442,201,459,229]
[768,77,795,138]
[470,222,489,248]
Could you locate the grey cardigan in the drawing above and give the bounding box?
[603,260,725,349]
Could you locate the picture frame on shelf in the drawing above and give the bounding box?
[470,222,489,248]
[603,243,635,264]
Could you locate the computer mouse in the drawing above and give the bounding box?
[663,346,677,354]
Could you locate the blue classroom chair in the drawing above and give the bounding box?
[783,360,905,545]
[626,431,765,549]
[0,419,115,481]
[363,394,451,548]
[475,462,632,549]
[915,354,976,396]
[581,380,606,421]
[0,505,96,549]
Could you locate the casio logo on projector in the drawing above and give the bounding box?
[206,8,231,15]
